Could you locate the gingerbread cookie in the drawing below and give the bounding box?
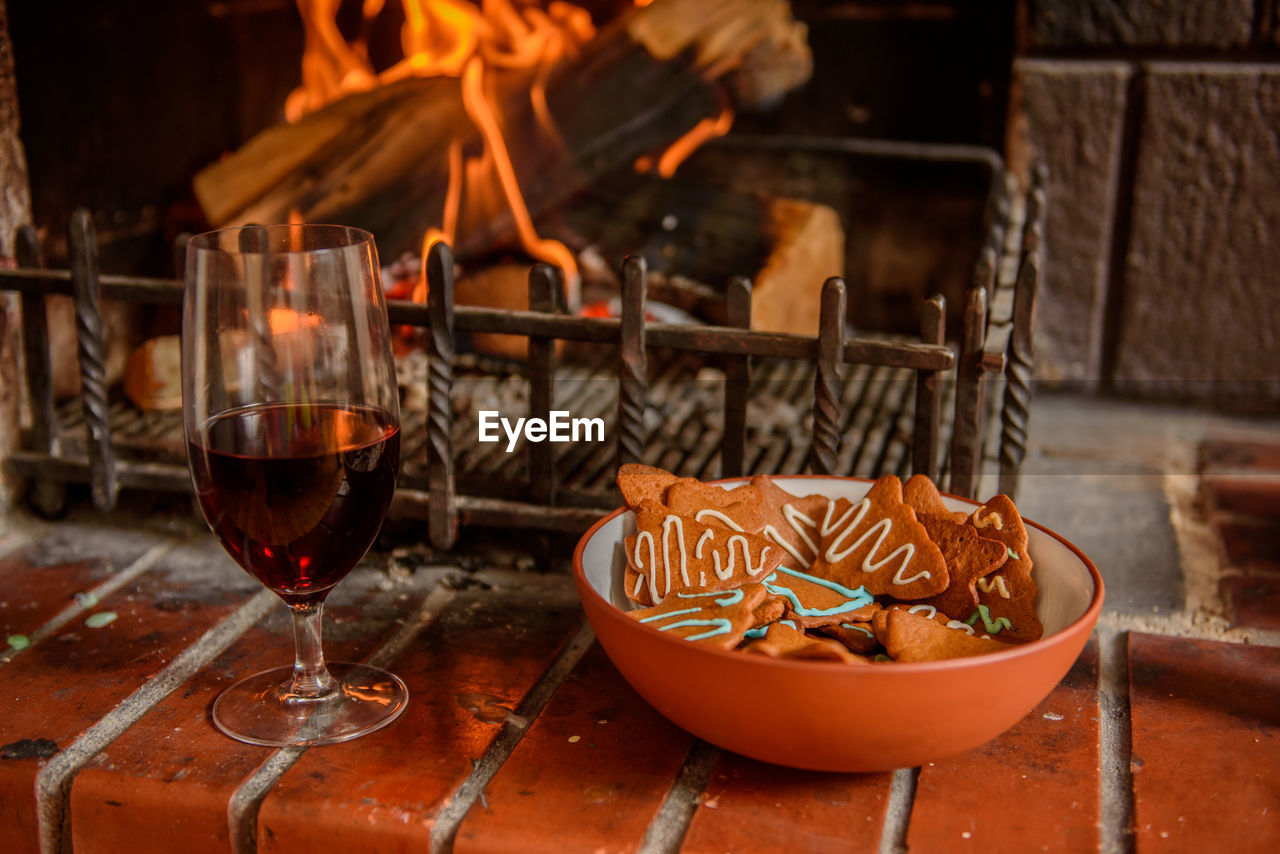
[743,620,869,664]
[624,501,783,605]
[877,608,1011,662]
[819,621,879,654]
[810,476,949,599]
[966,495,1042,642]
[761,565,877,628]
[666,481,766,534]
[751,476,829,569]
[628,582,774,650]
[903,474,969,523]
[617,464,684,509]
[912,514,1008,621]
[880,602,1003,639]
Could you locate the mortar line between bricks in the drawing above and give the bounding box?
[877,766,920,854]
[636,739,721,854]
[429,619,597,854]
[0,535,185,668]
[227,583,458,854]
[1098,63,1144,386]
[1095,610,1280,647]
[1098,627,1135,854]
[35,587,277,854]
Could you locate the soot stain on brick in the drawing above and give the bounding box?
[1,737,59,759]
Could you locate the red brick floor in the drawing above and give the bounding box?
[1128,633,1280,853]
[1201,438,1280,630]
[2,519,1280,852]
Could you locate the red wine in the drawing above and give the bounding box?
[189,403,400,605]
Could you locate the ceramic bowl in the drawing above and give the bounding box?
[572,476,1103,772]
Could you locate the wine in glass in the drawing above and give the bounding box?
[184,223,406,746]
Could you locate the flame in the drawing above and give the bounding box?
[269,307,322,335]
[287,1,735,315]
[657,106,734,177]
[289,0,595,308]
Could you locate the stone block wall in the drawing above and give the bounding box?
[1013,1,1280,407]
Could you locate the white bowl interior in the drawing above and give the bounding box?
[578,478,1096,638]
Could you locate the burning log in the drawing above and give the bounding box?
[193,0,812,281]
[554,173,843,335]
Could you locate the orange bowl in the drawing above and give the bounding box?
[572,476,1103,772]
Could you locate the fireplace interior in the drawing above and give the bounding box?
[1,0,1035,535]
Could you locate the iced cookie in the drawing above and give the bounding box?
[624,501,783,605]
[966,495,1042,642]
[628,582,774,650]
[810,476,949,599]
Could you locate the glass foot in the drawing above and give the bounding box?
[212,662,408,747]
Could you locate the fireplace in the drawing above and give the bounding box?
[0,0,1041,540]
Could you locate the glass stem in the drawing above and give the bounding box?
[288,600,336,699]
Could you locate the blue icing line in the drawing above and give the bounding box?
[743,618,798,640]
[838,623,875,638]
[639,607,700,623]
[677,588,744,607]
[653,618,732,642]
[772,565,872,600]
[761,566,873,617]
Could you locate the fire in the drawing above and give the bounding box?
[269,307,322,335]
[288,0,595,307]
[286,1,734,313]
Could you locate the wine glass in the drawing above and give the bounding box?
[183,223,406,746]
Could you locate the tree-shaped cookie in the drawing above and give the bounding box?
[628,582,775,650]
[964,495,1043,642]
[912,514,1009,622]
[666,480,766,534]
[810,476,948,599]
[624,501,783,605]
[750,475,829,569]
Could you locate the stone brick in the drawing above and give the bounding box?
[454,643,694,854]
[907,642,1100,853]
[1215,517,1280,573]
[67,571,430,854]
[1202,475,1280,520]
[1015,60,1129,381]
[1114,65,1280,405]
[0,558,114,643]
[1199,437,1280,473]
[1025,1,1253,49]
[1128,633,1280,852]
[1221,575,1280,631]
[0,546,253,854]
[682,752,891,854]
[255,585,584,853]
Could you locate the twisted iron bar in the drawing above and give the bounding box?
[616,256,648,469]
[527,264,558,505]
[68,209,118,511]
[998,182,1046,499]
[947,284,988,499]
[998,252,1039,500]
[721,276,752,478]
[809,277,846,475]
[426,241,457,550]
[238,225,278,406]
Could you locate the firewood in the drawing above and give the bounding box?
[553,174,843,336]
[752,197,844,336]
[193,0,812,261]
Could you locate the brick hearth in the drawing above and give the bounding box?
[1,393,1278,853]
